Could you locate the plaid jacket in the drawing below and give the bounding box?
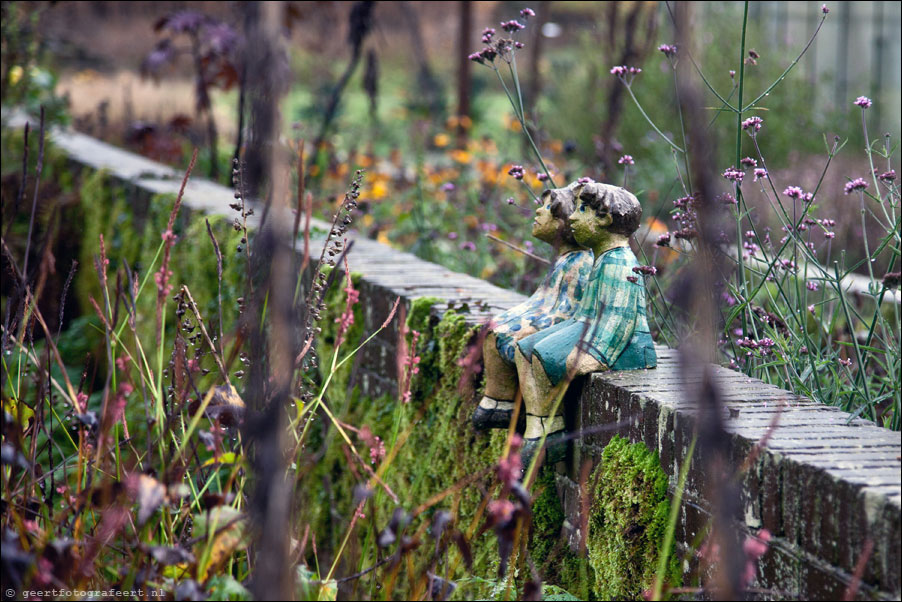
[574,246,655,369]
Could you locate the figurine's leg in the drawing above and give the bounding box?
[523,356,566,439]
[514,346,539,411]
[481,329,535,403]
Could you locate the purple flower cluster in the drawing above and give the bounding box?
[878,169,896,182]
[618,154,635,166]
[753,168,768,181]
[843,178,868,194]
[741,116,764,133]
[782,186,803,199]
[822,4,829,14]
[658,44,677,58]
[740,157,758,168]
[632,265,658,276]
[723,166,744,183]
[610,65,642,82]
[737,337,776,356]
[577,176,594,184]
[670,194,698,242]
[537,172,550,182]
[469,47,497,64]
[471,12,532,65]
[501,19,525,33]
[854,96,872,109]
[655,232,671,248]
[508,165,525,180]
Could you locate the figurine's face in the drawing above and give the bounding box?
[569,196,613,248]
[533,185,580,243]
[531,191,559,242]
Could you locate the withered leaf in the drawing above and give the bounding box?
[132,474,167,526]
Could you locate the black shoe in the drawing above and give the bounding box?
[520,431,568,470]
[471,404,515,431]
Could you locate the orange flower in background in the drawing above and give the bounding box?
[433,133,450,148]
[449,149,472,164]
[504,114,522,132]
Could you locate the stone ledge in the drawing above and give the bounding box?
[8,114,899,600]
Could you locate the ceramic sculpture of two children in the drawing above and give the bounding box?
[473,180,657,470]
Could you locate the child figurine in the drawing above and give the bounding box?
[514,181,656,467]
[472,181,594,430]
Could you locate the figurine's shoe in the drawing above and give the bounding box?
[472,397,517,431]
[520,430,568,470]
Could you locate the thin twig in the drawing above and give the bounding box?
[485,234,550,265]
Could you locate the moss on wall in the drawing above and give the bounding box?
[586,435,679,600]
[302,297,514,599]
[75,169,245,353]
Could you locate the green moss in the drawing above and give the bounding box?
[586,435,678,600]
[299,298,514,599]
[316,269,366,396]
[73,169,244,369]
[531,466,565,567]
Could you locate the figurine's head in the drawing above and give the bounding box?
[532,181,581,246]
[568,182,641,248]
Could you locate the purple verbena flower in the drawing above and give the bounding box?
[729,69,736,79]
[658,44,677,58]
[610,65,627,76]
[854,96,872,109]
[626,275,639,284]
[753,168,768,181]
[520,8,536,19]
[442,182,456,192]
[459,241,476,251]
[821,4,829,14]
[632,265,657,276]
[723,166,744,183]
[655,232,671,247]
[537,172,550,182]
[447,232,458,240]
[515,41,525,49]
[807,281,819,291]
[878,169,896,182]
[508,165,525,180]
[742,116,764,133]
[783,186,803,199]
[501,19,526,33]
[629,66,642,75]
[618,155,635,166]
[506,197,515,205]
[844,178,868,194]
[577,176,593,184]
[740,157,758,168]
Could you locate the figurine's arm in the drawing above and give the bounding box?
[575,259,641,369]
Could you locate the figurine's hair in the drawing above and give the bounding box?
[542,184,579,246]
[578,182,642,237]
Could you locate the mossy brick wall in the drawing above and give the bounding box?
[11,113,900,601]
